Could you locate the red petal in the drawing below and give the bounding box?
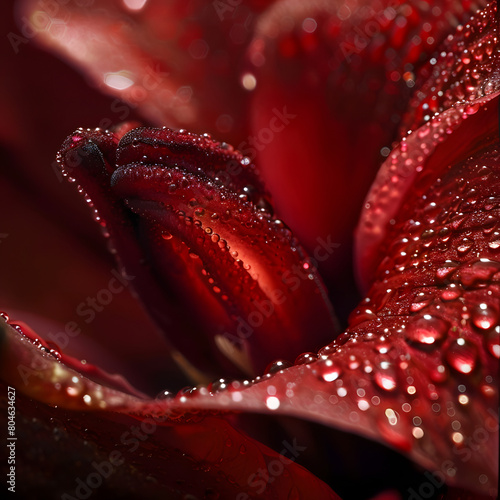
[19,0,273,141]
[246,0,487,293]
[400,1,500,136]
[167,134,499,496]
[357,0,500,289]
[0,318,339,499]
[57,127,339,376]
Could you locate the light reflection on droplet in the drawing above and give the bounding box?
[412,427,424,439]
[385,408,398,426]
[241,73,257,91]
[337,387,347,397]
[266,396,280,410]
[458,394,469,405]
[104,72,134,90]
[358,400,370,411]
[122,0,147,11]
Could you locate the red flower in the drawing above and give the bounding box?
[1,1,498,498]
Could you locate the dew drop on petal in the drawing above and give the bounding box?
[374,361,398,392]
[471,303,498,330]
[316,359,343,383]
[265,359,292,375]
[295,352,318,365]
[445,338,478,374]
[485,326,500,359]
[156,390,174,400]
[266,396,280,410]
[406,315,449,347]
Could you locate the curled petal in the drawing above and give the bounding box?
[160,130,500,497]
[57,127,339,376]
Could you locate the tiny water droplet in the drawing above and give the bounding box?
[156,390,174,400]
[208,378,232,393]
[265,359,292,375]
[294,352,318,365]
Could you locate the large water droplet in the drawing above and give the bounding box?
[406,315,450,347]
[445,338,478,374]
[484,327,500,359]
[471,303,498,330]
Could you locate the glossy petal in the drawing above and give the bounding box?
[57,127,339,376]
[0,318,339,499]
[246,0,487,299]
[158,125,500,497]
[19,0,274,141]
[357,0,500,288]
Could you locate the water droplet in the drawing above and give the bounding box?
[484,327,500,359]
[457,238,473,254]
[265,360,292,374]
[266,396,280,410]
[347,355,360,370]
[208,378,232,393]
[294,352,318,365]
[406,315,449,347]
[488,236,500,250]
[410,291,434,312]
[156,390,174,400]
[441,286,462,301]
[283,486,300,500]
[471,303,498,330]
[315,359,343,382]
[374,361,398,392]
[445,338,477,374]
[377,408,412,452]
